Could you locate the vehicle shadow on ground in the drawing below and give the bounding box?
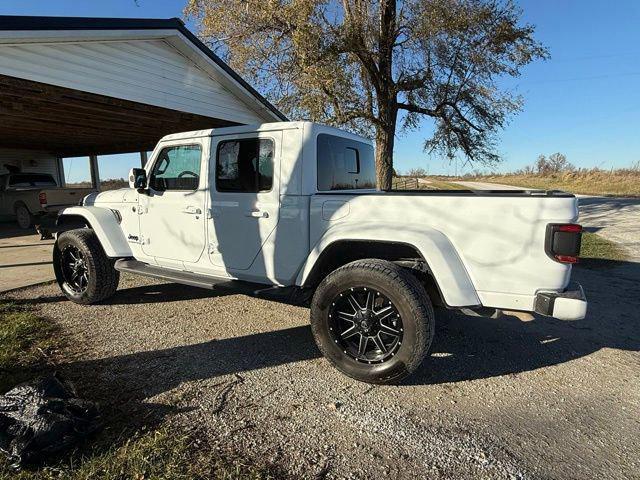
[8,260,634,471]
[0,224,35,239]
[101,282,234,304]
[578,196,640,213]
[53,260,640,409]
[409,259,640,384]
[8,282,232,307]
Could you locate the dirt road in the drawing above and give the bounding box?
[5,262,638,479]
[455,181,524,191]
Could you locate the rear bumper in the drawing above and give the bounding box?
[534,283,587,320]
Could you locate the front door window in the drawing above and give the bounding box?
[149,145,202,192]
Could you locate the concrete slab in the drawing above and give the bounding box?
[0,225,55,292]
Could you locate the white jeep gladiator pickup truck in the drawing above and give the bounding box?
[54,122,587,384]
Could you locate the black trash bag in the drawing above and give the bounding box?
[0,373,100,466]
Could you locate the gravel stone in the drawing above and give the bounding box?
[3,262,639,479]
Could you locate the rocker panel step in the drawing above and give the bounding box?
[114,259,228,290]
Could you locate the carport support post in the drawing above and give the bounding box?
[89,155,100,191]
[56,157,66,187]
[140,151,148,167]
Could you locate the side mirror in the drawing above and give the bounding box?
[129,168,147,191]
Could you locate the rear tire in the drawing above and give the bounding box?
[310,259,435,384]
[53,228,120,304]
[15,203,32,229]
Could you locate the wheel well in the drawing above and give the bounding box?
[303,240,445,306]
[13,201,29,213]
[56,214,92,231]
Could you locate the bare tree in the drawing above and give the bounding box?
[536,153,574,174]
[406,167,428,177]
[186,0,547,189]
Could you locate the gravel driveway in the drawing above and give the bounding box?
[577,197,640,260]
[4,262,638,479]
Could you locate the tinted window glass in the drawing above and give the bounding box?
[9,174,57,187]
[149,145,202,191]
[317,134,376,190]
[216,138,274,192]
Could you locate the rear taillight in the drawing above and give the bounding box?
[545,223,582,263]
[38,192,47,206]
[557,224,582,233]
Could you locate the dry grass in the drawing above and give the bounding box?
[455,169,640,197]
[3,428,279,480]
[99,178,128,191]
[0,302,58,392]
[421,177,468,190]
[392,176,467,190]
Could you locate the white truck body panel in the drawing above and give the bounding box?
[305,194,577,310]
[60,122,586,319]
[61,205,132,258]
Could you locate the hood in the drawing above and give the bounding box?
[83,188,138,205]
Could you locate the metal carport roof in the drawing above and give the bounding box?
[0,15,286,156]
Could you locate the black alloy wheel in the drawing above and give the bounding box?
[59,244,90,294]
[328,287,403,364]
[53,228,120,304]
[310,259,435,384]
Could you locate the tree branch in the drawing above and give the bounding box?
[396,102,438,116]
[397,101,483,132]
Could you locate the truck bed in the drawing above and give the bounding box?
[317,188,574,197]
[310,190,578,311]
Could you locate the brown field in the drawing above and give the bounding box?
[100,178,128,191]
[392,176,466,190]
[451,169,640,197]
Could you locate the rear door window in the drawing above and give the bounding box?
[216,138,274,192]
[317,134,376,190]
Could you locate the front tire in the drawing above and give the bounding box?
[53,229,120,304]
[310,259,435,384]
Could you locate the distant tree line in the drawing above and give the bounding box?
[526,153,575,174]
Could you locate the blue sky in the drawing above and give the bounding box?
[2,0,639,178]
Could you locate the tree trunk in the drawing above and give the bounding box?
[375,0,397,190]
[375,97,397,190]
[375,124,395,190]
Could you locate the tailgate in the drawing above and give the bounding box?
[40,188,94,209]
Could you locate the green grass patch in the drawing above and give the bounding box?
[0,302,59,392]
[580,232,628,262]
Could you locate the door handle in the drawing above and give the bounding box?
[245,210,269,218]
[183,206,202,215]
